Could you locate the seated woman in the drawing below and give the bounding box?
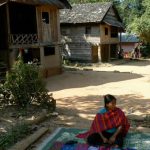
[76,94,130,149]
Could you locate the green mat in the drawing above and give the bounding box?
[37,128,150,150]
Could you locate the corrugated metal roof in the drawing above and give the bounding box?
[121,33,139,43]
[0,0,71,9]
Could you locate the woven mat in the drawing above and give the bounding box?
[38,128,150,150]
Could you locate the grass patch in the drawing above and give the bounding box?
[0,122,31,150]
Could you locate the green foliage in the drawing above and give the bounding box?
[0,84,10,107]
[140,44,150,57]
[0,123,30,150]
[63,59,71,65]
[118,0,143,28]
[3,59,50,108]
[127,0,150,43]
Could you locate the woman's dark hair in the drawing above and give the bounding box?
[104,94,116,107]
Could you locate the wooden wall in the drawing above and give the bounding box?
[104,7,120,23]
[121,42,137,52]
[100,7,120,44]
[36,5,62,76]
[66,43,92,61]
[36,5,59,43]
[100,24,119,44]
[61,25,100,62]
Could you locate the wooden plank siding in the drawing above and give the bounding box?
[36,6,42,42]
[105,7,119,22]
[100,24,119,44]
[61,25,100,62]
[61,22,119,62]
[35,5,62,77]
[67,42,91,61]
[36,5,59,43]
[100,7,119,44]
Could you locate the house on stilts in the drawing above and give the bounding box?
[60,2,124,63]
[0,0,71,81]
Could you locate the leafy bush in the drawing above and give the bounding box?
[0,83,11,107]
[3,59,55,109]
[140,44,150,58]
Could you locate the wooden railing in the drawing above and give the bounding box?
[9,34,38,45]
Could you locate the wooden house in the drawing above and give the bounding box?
[0,0,71,79]
[60,2,124,62]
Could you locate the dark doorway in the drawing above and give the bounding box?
[22,48,40,64]
[92,46,98,63]
[0,5,7,49]
[101,44,109,62]
[9,2,37,34]
[110,44,117,59]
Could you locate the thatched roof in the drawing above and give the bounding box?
[60,2,112,24]
[60,2,124,29]
[0,0,71,9]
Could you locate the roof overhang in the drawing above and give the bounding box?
[0,1,7,6]
[103,19,124,29]
[0,0,71,9]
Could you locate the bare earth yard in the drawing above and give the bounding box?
[43,59,150,131]
[1,59,150,149]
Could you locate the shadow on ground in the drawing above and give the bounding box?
[102,59,150,67]
[46,70,143,92]
[47,94,150,130]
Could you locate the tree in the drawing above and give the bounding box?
[127,0,150,43]
[118,0,144,26]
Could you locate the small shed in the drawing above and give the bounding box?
[60,2,124,62]
[120,33,139,57]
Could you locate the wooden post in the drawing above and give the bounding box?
[36,6,42,43]
[98,44,101,62]
[119,30,122,51]
[6,2,10,69]
[108,44,110,62]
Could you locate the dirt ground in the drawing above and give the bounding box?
[1,59,150,149]
[40,59,150,131]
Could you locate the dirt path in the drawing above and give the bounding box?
[1,59,150,150]
[27,59,150,149]
[40,59,150,131]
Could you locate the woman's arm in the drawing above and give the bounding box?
[108,126,122,144]
[113,125,122,137]
[99,132,108,143]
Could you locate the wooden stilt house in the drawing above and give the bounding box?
[0,0,71,79]
[60,2,124,63]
